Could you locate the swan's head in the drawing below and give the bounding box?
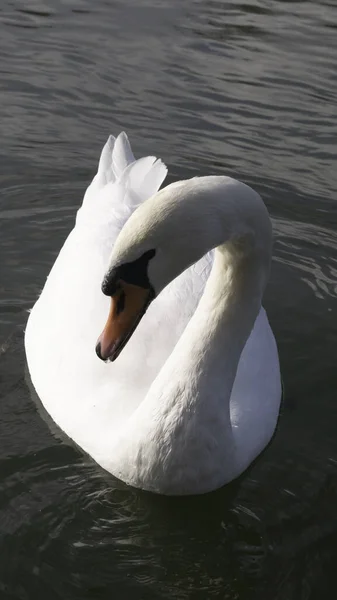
[95,176,271,362]
[95,246,157,362]
[95,180,212,362]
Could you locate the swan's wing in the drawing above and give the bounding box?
[25,133,168,424]
[82,132,167,213]
[26,134,213,461]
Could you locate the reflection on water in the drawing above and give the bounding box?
[1,0,337,598]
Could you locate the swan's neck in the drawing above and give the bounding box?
[111,179,272,493]
[150,243,265,415]
[146,178,272,417]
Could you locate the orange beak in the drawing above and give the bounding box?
[96,280,153,362]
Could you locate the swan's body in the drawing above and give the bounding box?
[25,133,281,495]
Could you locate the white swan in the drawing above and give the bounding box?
[25,132,281,495]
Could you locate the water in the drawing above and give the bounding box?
[1,0,337,597]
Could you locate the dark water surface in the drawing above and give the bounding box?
[1,0,337,598]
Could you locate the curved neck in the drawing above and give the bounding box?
[143,178,272,413]
[113,179,273,492]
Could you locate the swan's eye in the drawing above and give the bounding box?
[102,248,156,296]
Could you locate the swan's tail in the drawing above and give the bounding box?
[83,132,167,212]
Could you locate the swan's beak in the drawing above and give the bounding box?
[95,281,153,362]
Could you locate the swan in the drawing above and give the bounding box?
[25,132,281,495]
